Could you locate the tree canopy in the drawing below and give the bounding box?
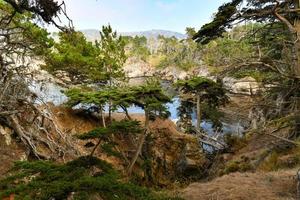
[175,77,228,130]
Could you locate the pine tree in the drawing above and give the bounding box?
[43,31,102,83]
[64,80,172,175]
[175,77,228,131]
[97,25,127,121]
[125,80,171,175]
[97,25,127,84]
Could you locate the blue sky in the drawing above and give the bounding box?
[58,0,228,33]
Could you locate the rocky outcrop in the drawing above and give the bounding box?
[124,57,211,82]
[124,57,155,78]
[156,66,188,81]
[143,118,207,185]
[223,76,260,95]
[52,108,207,185]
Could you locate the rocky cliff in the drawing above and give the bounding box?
[0,104,207,186]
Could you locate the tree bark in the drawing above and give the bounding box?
[121,106,132,120]
[274,0,300,77]
[293,0,300,77]
[108,100,112,123]
[127,110,149,175]
[108,72,112,122]
[91,106,107,157]
[196,94,201,131]
[100,106,106,128]
[90,139,102,157]
[8,115,49,159]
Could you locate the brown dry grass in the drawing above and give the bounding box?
[181,169,297,200]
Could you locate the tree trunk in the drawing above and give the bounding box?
[127,110,149,175]
[196,94,201,131]
[108,100,112,123]
[292,0,300,77]
[91,106,107,157]
[274,1,300,77]
[292,1,300,138]
[100,106,106,128]
[90,139,102,157]
[108,74,112,122]
[121,106,132,120]
[293,18,300,77]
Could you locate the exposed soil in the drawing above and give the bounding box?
[0,134,26,178]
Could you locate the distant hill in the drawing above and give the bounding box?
[81,29,186,41]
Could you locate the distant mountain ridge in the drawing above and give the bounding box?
[81,29,186,41]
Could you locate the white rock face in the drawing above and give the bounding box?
[191,66,210,77]
[158,66,188,81]
[124,57,214,82]
[0,125,12,146]
[224,76,260,95]
[123,57,155,77]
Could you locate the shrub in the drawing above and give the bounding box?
[0,156,182,200]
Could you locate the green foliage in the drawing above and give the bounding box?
[177,99,194,133]
[202,33,254,73]
[129,80,172,118]
[64,87,109,107]
[175,76,228,107]
[65,81,171,119]
[223,157,253,175]
[109,120,143,135]
[0,1,54,56]
[43,25,126,85]
[176,76,217,91]
[21,22,54,56]
[155,35,201,70]
[193,0,242,44]
[192,0,300,128]
[195,0,300,133]
[77,120,143,157]
[43,31,101,83]
[175,77,228,128]
[185,27,197,40]
[0,157,180,200]
[77,127,110,140]
[201,103,224,128]
[97,25,127,84]
[230,69,275,82]
[3,0,63,24]
[101,143,122,158]
[123,35,150,61]
[78,120,143,140]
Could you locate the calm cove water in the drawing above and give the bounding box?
[30,81,244,135]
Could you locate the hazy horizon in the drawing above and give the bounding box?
[50,0,229,33]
